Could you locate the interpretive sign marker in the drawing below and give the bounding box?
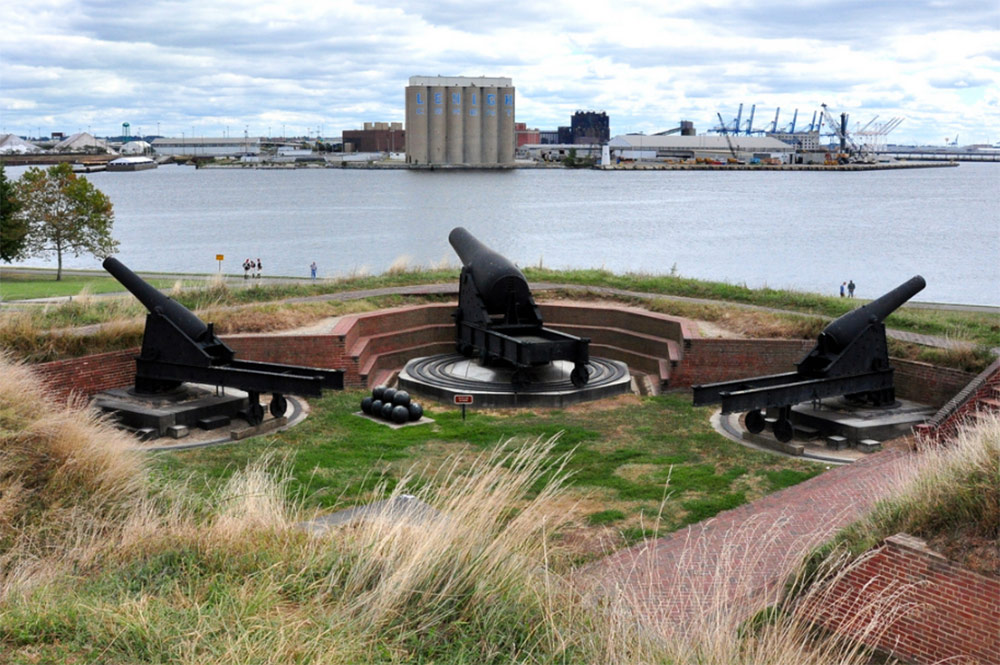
[454,394,473,421]
[216,254,224,273]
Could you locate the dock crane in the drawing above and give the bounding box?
[744,104,756,135]
[717,112,739,161]
[770,107,781,133]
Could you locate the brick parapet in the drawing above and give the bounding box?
[806,533,1000,665]
[670,338,813,387]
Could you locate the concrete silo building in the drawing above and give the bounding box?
[405,76,515,167]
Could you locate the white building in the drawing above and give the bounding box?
[152,137,262,157]
[607,134,796,163]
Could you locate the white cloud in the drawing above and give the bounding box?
[0,0,997,144]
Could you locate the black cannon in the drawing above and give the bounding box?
[449,227,591,388]
[692,275,925,442]
[104,257,343,424]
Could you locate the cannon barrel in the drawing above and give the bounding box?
[103,257,210,343]
[449,227,533,315]
[819,275,925,352]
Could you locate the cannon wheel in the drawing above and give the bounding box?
[744,409,765,434]
[246,402,265,426]
[773,418,794,443]
[270,393,288,418]
[570,364,590,388]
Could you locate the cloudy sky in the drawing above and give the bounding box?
[3,0,998,146]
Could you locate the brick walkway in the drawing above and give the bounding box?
[579,447,915,632]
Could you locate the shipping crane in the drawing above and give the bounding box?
[770,107,781,133]
[717,112,739,161]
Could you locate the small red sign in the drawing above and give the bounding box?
[454,394,474,405]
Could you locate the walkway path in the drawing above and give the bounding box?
[580,446,914,631]
[6,276,980,352]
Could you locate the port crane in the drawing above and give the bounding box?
[717,112,739,161]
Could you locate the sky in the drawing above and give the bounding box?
[2,0,998,146]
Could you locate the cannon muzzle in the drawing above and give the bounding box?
[819,275,925,352]
[103,257,210,343]
[449,227,533,316]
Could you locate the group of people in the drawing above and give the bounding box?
[243,258,262,279]
[840,279,856,298]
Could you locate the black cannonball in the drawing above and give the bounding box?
[372,385,387,400]
[392,390,410,407]
[381,402,395,419]
[391,405,409,424]
[370,399,383,417]
[382,388,397,404]
[361,396,374,414]
[407,401,423,422]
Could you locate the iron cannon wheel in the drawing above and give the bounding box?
[773,418,794,443]
[269,394,288,418]
[744,409,766,434]
[570,364,590,388]
[246,401,265,426]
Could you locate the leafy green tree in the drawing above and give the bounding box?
[14,163,119,280]
[0,165,29,262]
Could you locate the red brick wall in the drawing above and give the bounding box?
[223,334,360,387]
[894,359,976,408]
[670,338,813,387]
[31,348,138,402]
[808,534,1000,665]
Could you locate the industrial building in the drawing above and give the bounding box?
[152,137,261,157]
[607,134,795,163]
[570,111,610,144]
[405,76,515,167]
[515,123,540,147]
[343,122,405,153]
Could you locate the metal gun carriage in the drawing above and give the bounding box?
[693,275,926,442]
[104,257,343,425]
[449,227,591,388]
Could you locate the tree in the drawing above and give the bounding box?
[0,164,28,262]
[13,163,119,280]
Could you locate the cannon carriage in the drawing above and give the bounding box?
[103,257,343,425]
[693,275,926,442]
[449,227,591,388]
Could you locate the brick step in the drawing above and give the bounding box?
[359,341,454,386]
[369,369,398,391]
[540,302,688,343]
[589,343,671,386]
[333,304,453,351]
[349,323,452,358]
[545,322,682,365]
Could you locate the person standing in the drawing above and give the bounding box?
[848,279,855,298]
[255,258,262,279]
[243,258,250,280]
[310,261,317,280]
[840,282,846,297]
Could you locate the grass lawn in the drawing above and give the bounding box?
[0,271,178,300]
[152,389,825,561]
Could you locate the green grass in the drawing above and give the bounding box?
[151,390,824,553]
[0,271,178,300]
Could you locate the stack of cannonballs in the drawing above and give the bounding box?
[361,386,424,424]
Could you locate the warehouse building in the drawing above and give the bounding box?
[343,122,405,153]
[607,134,796,163]
[405,76,515,167]
[152,137,261,157]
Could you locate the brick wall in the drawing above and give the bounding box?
[807,534,1000,665]
[894,359,976,408]
[31,348,138,401]
[223,334,360,387]
[670,338,814,387]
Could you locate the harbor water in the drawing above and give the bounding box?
[4,163,998,305]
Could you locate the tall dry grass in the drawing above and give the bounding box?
[5,346,975,662]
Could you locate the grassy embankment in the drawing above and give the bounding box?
[0,352,917,664]
[2,265,995,371]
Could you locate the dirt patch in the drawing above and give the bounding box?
[926,529,1000,579]
[564,393,641,413]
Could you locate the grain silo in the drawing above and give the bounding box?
[405,76,515,167]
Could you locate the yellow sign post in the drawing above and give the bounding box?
[216,254,224,273]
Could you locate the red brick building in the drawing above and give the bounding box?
[343,122,405,153]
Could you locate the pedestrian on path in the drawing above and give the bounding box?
[255,258,262,279]
[243,258,251,280]
[310,261,317,280]
[848,279,855,298]
[840,282,846,297]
